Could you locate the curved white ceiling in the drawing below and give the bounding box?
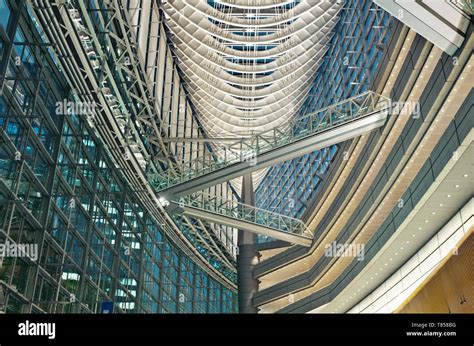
[161,0,342,138]
[161,0,342,193]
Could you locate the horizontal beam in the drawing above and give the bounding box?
[161,137,251,143]
[180,205,313,247]
[158,107,389,198]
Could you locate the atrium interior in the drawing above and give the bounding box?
[0,0,472,314]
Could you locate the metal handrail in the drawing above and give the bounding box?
[176,193,311,237]
[150,91,391,192]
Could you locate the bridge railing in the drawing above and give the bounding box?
[176,193,311,238]
[150,91,391,192]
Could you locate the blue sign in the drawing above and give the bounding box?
[100,301,114,314]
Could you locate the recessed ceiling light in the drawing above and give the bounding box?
[455,185,459,188]
[447,194,451,198]
[412,234,416,237]
[432,212,436,215]
[406,240,410,244]
[425,220,429,223]
[400,247,404,250]
[439,204,443,207]
[463,174,468,178]
[418,227,422,230]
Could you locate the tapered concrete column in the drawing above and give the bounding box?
[237,174,259,314]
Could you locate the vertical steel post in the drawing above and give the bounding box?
[236,174,259,313]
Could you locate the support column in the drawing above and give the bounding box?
[237,174,259,313]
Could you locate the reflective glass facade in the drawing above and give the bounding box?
[0,0,237,314]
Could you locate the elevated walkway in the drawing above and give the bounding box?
[151,91,391,198]
[170,193,313,247]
